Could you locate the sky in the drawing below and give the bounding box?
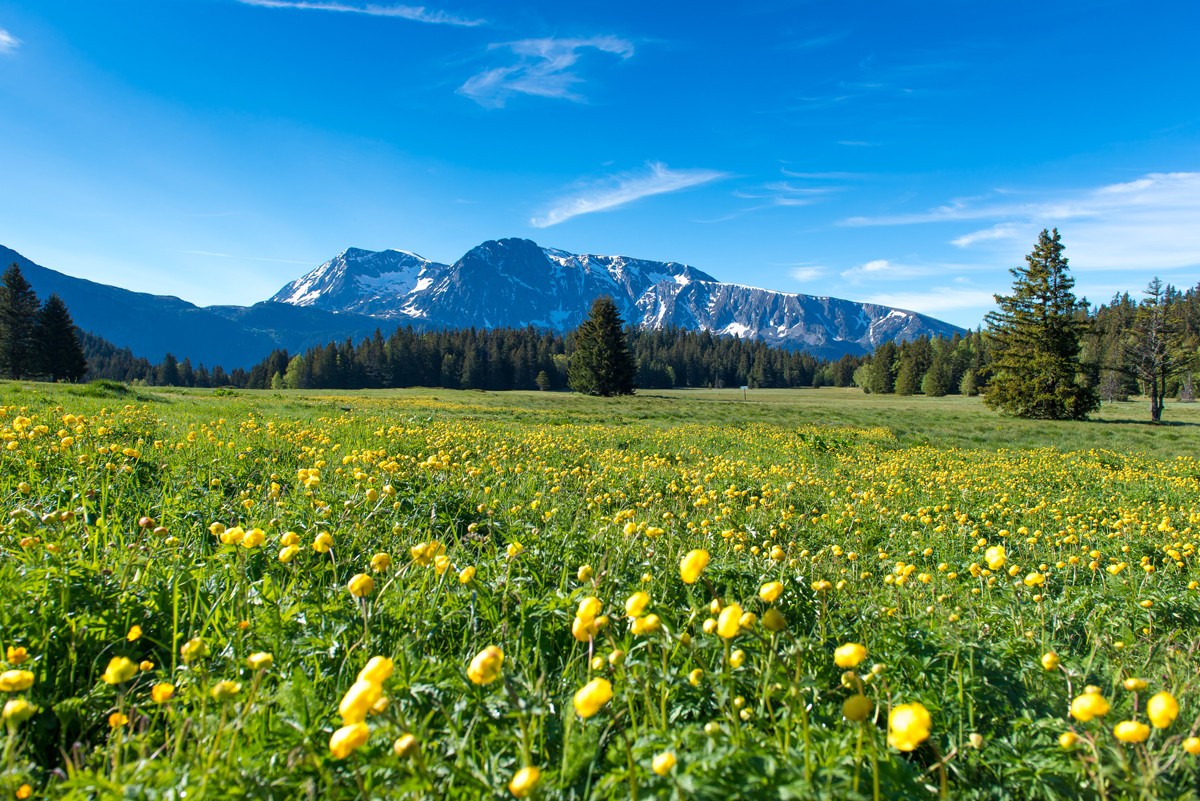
[1,0,1198,329]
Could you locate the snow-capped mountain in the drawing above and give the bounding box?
[270,238,962,357]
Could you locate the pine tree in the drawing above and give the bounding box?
[568,297,636,396]
[33,294,88,382]
[983,229,1098,420]
[1125,277,1178,423]
[0,264,42,379]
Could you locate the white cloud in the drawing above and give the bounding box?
[459,36,633,108]
[863,287,997,316]
[789,266,824,282]
[839,258,959,283]
[951,222,1021,248]
[234,0,483,26]
[531,162,726,228]
[0,28,20,54]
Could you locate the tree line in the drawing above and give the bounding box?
[851,230,1199,421]
[0,264,88,382]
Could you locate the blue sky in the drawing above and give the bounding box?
[0,0,1197,328]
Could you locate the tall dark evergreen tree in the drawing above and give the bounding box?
[983,229,1098,420]
[1125,277,1179,423]
[0,264,42,379]
[33,294,88,382]
[568,296,636,396]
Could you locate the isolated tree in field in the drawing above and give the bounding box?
[1125,277,1179,423]
[0,264,42,379]
[568,296,636,396]
[33,294,88,382]
[984,229,1098,419]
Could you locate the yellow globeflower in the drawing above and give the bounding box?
[126,625,143,642]
[509,766,541,798]
[101,656,139,685]
[834,643,868,669]
[151,683,175,703]
[3,698,36,725]
[1070,691,1111,722]
[210,680,242,701]
[1058,731,1078,749]
[458,566,476,584]
[180,638,208,663]
[625,591,650,618]
[359,656,394,684]
[339,678,383,724]
[1113,720,1150,743]
[278,544,300,563]
[1040,652,1060,671]
[679,549,710,584]
[329,722,370,759]
[716,603,743,639]
[370,552,392,572]
[573,677,613,718]
[761,607,787,632]
[651,750,677,775]
[577,596,603,622]
[348,573,376,597]
[6,646,29,665]
[1023,572,1045,587]
[888,703,932,751]
[1183,737,1200,755]
[1,669,35,692]
[984,545,1006,571]
[759,581,784,603]
[1123,678,1148,691]
[313,532,334,553]
[467,646,504,686]
[843,694,873,722]
[247,652,274,670]
[1147,692,1179,729]
[393,733,419,757]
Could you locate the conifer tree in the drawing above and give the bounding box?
[983,229,1098,419]
[0,264,41,379]
[1125,277,1178,423]
[568,297,636,396]
[33,294,88,382]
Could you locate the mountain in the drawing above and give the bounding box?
[271,238,963,358]
[0,245,385,369]
[1,238,963,369]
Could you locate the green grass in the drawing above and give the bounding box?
[1,382,1198,800]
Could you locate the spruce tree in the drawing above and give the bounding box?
[33,294,88,382]
[1125,277,1178,423]
[983,229,1098,420]
[0,264,41,379]
[568,297,636,396]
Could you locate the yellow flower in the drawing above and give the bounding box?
[1113,720,1150,743]
[393,733,419,757]
[1070,691,1111,722]
[1147,692,1179,729]
[834,643,868,669]
[3,698,36,724]
[359,656,394,684]
[278,544,300,563]
[329,722,370,759]
[729,649,746,669]
[467,646,504,686]
[1040,652,1060,671]
[1123,678,1148,691]
[126,625,143,642]
[247,652,274,670]
[508,766,541,798]
[573,677,613,718]
[577,596,602,622]
[1058,731,1079,748]
[241,528,265,548]
[888,702,932,751]
[313,532,334,553]
[506,542,524,559]
[280,531,300,547]
[210,680,242,701]
[679,549,709,584]
[761,607,787,632]
[688,668,703,686]
[347,573,376,597]
[180,638,207,663]
[6,646,29,665]
[984,545,1006,571]
[843,694,873,722]
[16,786,31,801]
[339,678,383,724]
[108,711,129,729]
[716,603,743,639]
[759,581,784,603]
[139,660,154,672]
[651,750,677,775]
[151,683,175,703]
[1023,572,1045,587]
[101,657,139,685]
[625,591,650,618]
[458,566,476,584]
[1183,737,1200,755]
[577,565,593,582]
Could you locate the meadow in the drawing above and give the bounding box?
[1,382,1199,800]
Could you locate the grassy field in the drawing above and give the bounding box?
[1,382,1198,799]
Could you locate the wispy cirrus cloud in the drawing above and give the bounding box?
[844,172,1200,273]
[863,286,998,315]
[531,162,726,228]
[0,28,20,54]
[234,0,484,26]
[789,265,825,282]
[459,36,633,108]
